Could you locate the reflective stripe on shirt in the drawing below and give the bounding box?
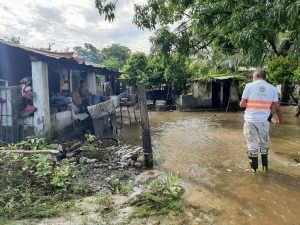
[246,100,272,111]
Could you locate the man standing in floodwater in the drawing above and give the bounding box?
[240,70,283,173]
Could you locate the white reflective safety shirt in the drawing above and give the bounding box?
[242,80,278,122]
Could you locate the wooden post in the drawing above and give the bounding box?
[111,114,117,135]
[137,82,153,168]
[127,106,132,126]
[120,105,123,124]
[133,106,137,122]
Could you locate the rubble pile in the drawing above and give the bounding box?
[64,144,145,169]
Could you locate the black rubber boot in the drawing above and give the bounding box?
[261,154,268,172]
[248,156,258,173]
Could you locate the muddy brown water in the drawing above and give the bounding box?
[119,106,300,225]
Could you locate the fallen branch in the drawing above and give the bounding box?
[1,150,60,154]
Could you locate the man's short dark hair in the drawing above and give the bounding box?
[253,70,267,79]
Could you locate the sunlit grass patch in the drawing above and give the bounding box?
[129,175,184,219]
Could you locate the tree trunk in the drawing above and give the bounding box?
[295,100,300,117]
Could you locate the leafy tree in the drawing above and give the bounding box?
[267,56,299,103]
[74,43,131,70]
[164,54,191,94]
[135,0,300,100]
[294,67,300,84]
[73,43,102,64]
[149,27,192,93]
[145,56,166,88]
[189,60,212,79]
[134,0,300,64]
[123,51,190,93]
[95,0,300,64]
[95,0,300,99]
[101,44,131,70]
[102,57,121,70]
[294,67,300,115]
[123,52,148,81]
[95,0,117,22]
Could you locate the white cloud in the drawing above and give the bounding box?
[0,0,152,53]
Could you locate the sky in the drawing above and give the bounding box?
[0,0,152,53]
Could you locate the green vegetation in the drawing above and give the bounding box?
[0,138,93,221]
[73,43,102,65]
[95,0,300,103]
[0,136,54,150]
[70,140,82,150]
[267,56,300,102]
[96,1,300,63]
[123,52,148,81]
[85,134,97,143]
[82,143,98,159]
[95,0,116,22]
[75,134,117,161]
[106,174,133,196]
[129,176,184,219]
[0,137,185,224]
[95,193,117,221]
[103,57,121,71]
[101,44,131,70]
[82,134,99,159]
[73,43,131,70]
[189,59,247,80]
[123,51,191,94]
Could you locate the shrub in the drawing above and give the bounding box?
[106,175,133,196]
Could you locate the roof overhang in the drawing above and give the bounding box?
[0,39,121,77]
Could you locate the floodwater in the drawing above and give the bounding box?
[119,107,300,225]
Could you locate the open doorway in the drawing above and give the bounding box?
[222,79,231,107]
[212,80,221,108]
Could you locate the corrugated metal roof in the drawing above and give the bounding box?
[191,74,245,82]
[0,39,122,76]
[0,39,74,59]
[212,75,242,80]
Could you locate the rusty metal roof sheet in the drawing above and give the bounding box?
[191,74,245,82]
[0,39,74,59]
[0,39,121,76]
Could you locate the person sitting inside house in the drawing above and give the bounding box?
[78,79,95,134]
[19,77,37,118]
[79,79,91,109]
